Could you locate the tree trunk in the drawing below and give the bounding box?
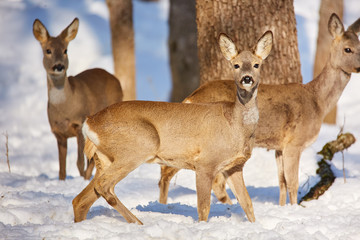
[313,0,344,124]
[169,0,200,102]
[106,0,136,100]
[196,0,302,85]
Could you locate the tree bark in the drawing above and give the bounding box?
[313,0,344,124]
[196,0,302,85]
[106,0,136,100]
[169,0,200,102]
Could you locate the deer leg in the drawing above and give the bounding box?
[94,157,144,225]
[195,171,213,222]
[212,172,232,204]
[275,150,287,206]
[55,134,67,180]
[158,165,180,204]
[84,158,95,180]
[226,167,255,222]
[72,170,100,222]
[283,148,301,205]
[76,130,86,178]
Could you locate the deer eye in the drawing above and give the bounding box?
[234,64,240,69]
[254,63,259,68]
[64,49,67,54]
[344,48,352,53]
[46,49,51,54]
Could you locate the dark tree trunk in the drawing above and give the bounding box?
[169,0,200,102]
[196,0,302,85]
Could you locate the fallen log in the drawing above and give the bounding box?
[299,133,356,203]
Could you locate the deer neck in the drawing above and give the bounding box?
[306,60,351,116]
[232,83,259,127]
[47,72,71,105]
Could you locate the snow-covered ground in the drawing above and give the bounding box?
[0,0,360,239]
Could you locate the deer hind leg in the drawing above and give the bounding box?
[283,147,301,205]
[225,166,255,222]
[55,133,67,180]
[72,168,101,222]
[93,154,146,225]
[76,129,86,178]
[195,171,214,222]
[275,150,287,206]
[158,165,180,204]
[84,157,95,180]
[212,172,232,204]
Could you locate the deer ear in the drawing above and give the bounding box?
[328,13,344,38]
[219,33,238,60]
[33,19,49,43]
[254,31,273,60]
[60,18,79,42]
[347,18,360,36]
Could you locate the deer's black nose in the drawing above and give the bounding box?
[53,64,65,72]
[241,75,253,85]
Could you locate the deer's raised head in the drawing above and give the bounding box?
[33,18,79,87]
[219,31,273,105]
[329,13,360,74]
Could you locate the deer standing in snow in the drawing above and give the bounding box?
[33,18,123,180]
[159,13,360,206]
[72,31,273,224]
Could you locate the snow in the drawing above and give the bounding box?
[0,0,360,239]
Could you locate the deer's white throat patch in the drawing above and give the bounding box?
[49,87,66,104]
[243,105,259,125]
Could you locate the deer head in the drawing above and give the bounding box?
[329,13,360,74]
[33,18,79,88]
[218,31,273,105]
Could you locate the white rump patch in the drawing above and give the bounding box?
[82,120,100,146]
[49,87,66,104]
[243,106,259,125]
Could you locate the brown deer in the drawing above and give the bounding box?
[33,18,123,180]
[159,13,360,206]
[72,31,273,224]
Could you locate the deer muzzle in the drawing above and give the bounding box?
[53,64,65,73]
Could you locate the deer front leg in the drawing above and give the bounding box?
[76,129,86,178]
[226,167,255,222]
[55,133,67,180]
[275,150,287,206]
[158,165,180,204]
[283,147,301,205]
[212,172,232,204]
[195,171,213,222]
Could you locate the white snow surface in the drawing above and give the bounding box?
[1,0,360,239]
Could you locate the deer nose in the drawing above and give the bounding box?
[53,64,65,72]
[241,75,253,85]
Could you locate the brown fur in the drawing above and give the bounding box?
[159,14,360,206]
[33,18,123,180]
[72,31,273,224]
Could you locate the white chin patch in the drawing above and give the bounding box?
[242,82,253,87]
[49,87,66,104]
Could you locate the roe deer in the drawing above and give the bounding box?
[159,13,360,206]
[33,18,123,180]
[72,31,273,224]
